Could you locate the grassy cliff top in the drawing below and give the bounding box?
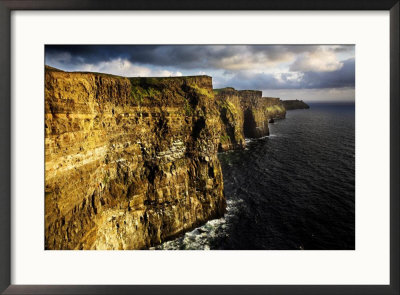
[238,89,262,93]
[214,87,263,93]
[45,65,211,80]
[213,87,236,93]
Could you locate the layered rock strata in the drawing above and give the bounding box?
[45,67,226,250]
[214,87,286,151]
[45,66,297,250]
[282,99,310,110]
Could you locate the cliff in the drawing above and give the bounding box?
[263,97,287,120]
[282,99,310,110]
[214,88,246,151]
[45,67,226,250]
[214,87,286,151]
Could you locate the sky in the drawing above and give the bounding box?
[45,45,355,102]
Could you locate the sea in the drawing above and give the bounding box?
[155,102,355,250]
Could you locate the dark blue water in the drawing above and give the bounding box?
[156,102,355,250]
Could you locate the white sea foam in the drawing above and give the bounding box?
[155,198,242,250]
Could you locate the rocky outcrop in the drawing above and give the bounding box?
[45,67,226,250]
[214,87,286,151]
[263,97,287,120]
[282,99,310,110]
[239,90,271,138]
[214,88,246,151]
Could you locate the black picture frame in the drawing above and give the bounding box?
[0,1,399,294]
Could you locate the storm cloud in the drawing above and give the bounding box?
[45,45,355,101]
[222,58,355,90]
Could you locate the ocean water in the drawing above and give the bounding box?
[156,102,355,250]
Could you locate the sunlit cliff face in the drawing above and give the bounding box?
[45,69,227,250]
[44,63,299,249]
[45,45,355,102]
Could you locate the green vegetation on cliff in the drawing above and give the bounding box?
[214,89,245,151]
[127,76,213,117]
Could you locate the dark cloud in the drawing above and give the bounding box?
[45,45,215,68]
[332,45,355,52]
[46,45,157,66]
[221,58,355,90]
[301,58,355,88]
[45,45,353,71]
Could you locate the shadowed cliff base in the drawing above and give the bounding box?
[44,66,304,250]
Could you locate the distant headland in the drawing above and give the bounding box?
[282,99,310,110]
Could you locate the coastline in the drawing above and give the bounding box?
[44,66,310,250]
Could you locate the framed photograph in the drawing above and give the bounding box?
[1,1,399,294]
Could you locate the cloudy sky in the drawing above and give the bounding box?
[45,45,355,102]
